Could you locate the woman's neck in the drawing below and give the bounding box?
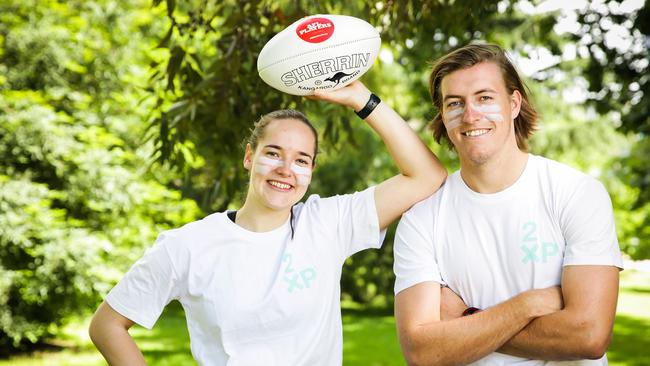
[236,201,291,232]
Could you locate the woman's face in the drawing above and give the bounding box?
[244,118,316,212]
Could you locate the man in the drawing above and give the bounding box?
[393,43,623,365]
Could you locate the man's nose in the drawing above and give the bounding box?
[463,103,482,123]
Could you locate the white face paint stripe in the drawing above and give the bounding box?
[483,113,504,122]
[444,108,464,119]
[472,103,504,123]
[443,108,463,131]
[255,155,283,175]
[256,155,283,166]
[254,155,312,186]
[471,103,501,114]
[290,162,312,186]
[290,163,312,176]
[442,102,504,130]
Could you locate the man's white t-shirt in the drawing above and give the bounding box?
[394,154,623,366]
[106,187,384,366]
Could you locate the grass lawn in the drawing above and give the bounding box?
[1,270,648,365]
[608,269,650,366]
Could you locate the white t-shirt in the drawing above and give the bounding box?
[106,187,385,366]
[394,154,623,366]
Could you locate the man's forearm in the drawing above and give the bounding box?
[498,307,611,360]
[400,289,557,366]
[498,266,619,361]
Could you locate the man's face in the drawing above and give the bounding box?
[440,61,521,166]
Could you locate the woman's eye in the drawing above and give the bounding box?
[447,101,461,108]
[297,159,309,166]
[265,151,279,158]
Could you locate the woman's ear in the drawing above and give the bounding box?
[243,143,253,171]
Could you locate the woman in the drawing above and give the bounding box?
[89,81,447,365]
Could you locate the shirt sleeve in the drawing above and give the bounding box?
[393,197,444,295]
[318,186,386,258]
[105,232,185,329]
[560,177,623,269]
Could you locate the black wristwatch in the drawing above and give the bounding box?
[462,307,482,316]
[355,93,381,119]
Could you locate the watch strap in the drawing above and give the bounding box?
[355,93,381,119]
[462,307,482,316]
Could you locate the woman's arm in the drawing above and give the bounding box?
[89,301,148,366]
[313,81,447,229]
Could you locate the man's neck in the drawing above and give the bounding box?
[460,150,529,194]
[236,200,291,233]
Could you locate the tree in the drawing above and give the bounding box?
[572,0,650,259]
[0,0,199,351]
[145,0,525,209]
[508,0,650,258]
[150,1,650,304]
[146,0,529,303]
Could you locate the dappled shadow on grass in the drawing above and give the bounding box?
[0,342,66,359]
[621,286,650,295]
[608,313,650,366]
[342,305,394,317]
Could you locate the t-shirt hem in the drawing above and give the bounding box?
[105,293,156,330]
[394,275,443,295]
[563,255,624,270]
[344,186,385,256]
[366,186,384,250]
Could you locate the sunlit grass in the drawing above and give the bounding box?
[1,270,648,365]
[608,269,650,366]
[342,307,405,366]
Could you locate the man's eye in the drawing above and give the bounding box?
[479,95,493,101]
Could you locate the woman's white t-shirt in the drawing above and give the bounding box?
[106,187,384,366]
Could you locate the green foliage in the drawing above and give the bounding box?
[146,0,525,302]
[1,0,648,354]
[0,174,102,351]
[0,0,200,351]
[523,0,650,259]
[145,0,519,213]
[146,0,650,303]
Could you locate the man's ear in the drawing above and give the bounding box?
[511,90,522,120]
[243,144,253,171]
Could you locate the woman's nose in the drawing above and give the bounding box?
[275,160,292,176]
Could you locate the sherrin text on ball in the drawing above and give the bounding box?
[257,14,381,96]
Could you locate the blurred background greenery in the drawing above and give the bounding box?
[0,0,648,364]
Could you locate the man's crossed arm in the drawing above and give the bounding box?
[395,265,619,366]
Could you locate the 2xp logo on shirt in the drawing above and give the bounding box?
[520,221,560,264]
[282,253,317,293]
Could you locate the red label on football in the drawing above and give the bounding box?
[296,17,335,43]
